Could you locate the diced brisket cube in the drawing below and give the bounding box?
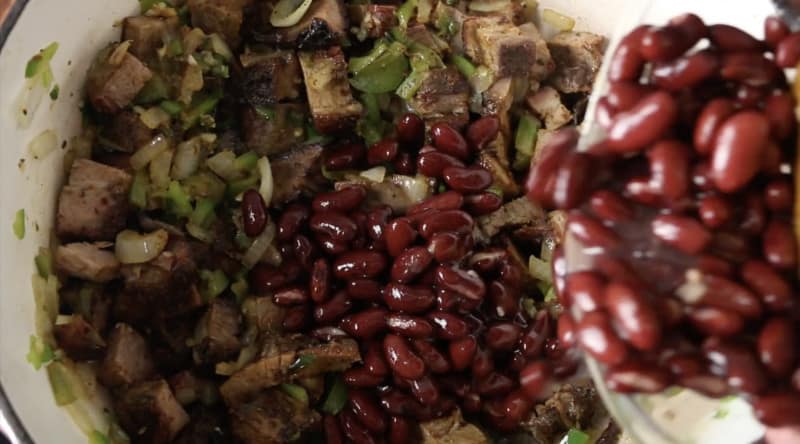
[230,388,320,444]
[462,16,535,78]
[408,67,470,129]
[100,323,156,387]
[298,47,363,134]
[53,315,107,361]
[236,50,302,107]
[274,0,348,48]
[187,0,246,46]
[519,23,555,86]
[115,379,190,444]
[102,110,155,153]
[55,242,121,283]
[349,4,397,39]
[122,15,180,61]
[547,31,606,93]
[192,299,242,365]
[241,104,307,156]
[526,85,572,129]
[86,44,152,114]
[270,144,327,205]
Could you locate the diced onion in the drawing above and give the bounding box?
[468,0,510,12]
[391,174,431,203]
[32,274,59,340]
[270,0,313,27]
[137,106,171,129]
[528,255,552,283]
[149,148,174,190]
[241,221,276,269]
[541,8,575,31]
[114,229,169,264]
[257,156,274,207]
[179,61,204,104]
[470,66,494,94]
[360,166,386,183]
[206,150,241,181]
[28,129,58,159]
[108,41,132,66]
[676,269,707,304]
[182,28,207,55]
[208,33,233,61]
[130,135,169,170]
[15,77,46,129]
[172,134,215,180]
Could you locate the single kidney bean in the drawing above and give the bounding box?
[365,205,392,241]
[384,218,417,257]
[688,307,744,336]
[276,203,309,241]
[679,374,732,399]
[348,389,387,434]
[607,82,653,111]
[367,139,399,166]
[397,113,425,147]
[379,389,423,417]
[340,308,388,339]
[310,258,331,303]
[698,195,732,228]
[666,353,706,377]
[519,310,551,358]
[324,414,345,444]
[606,91,678,152]
[776,32,800,67]
[412,340,451,373]
[418,210,473,239]
[241,189,268,237]
[486,323,522,351]
[764,179,793,211]
[464,192,503,216]
[386,313,434,338]
[383,283,436,313]
[466,115,500,150]
[754,393,800,427]
[669,12,707,42]
[282,305,310,332]
[762,141,783,175]
[765,16,790,47]
[325,142,365,170]
[525,128,578,206]
[501,390,533,425]
[428,311,469,340]
[764,93,796,141]
[427,232,473,263]
[605,282,662,351]
[388,416,414,444]
[552,152,593,209]
[344,366,385,387]
[442,166,492,193]
[567,213,621,249]
[435,265,486,301]
[519,361,551,399]
[558,314,576,349]
[704,340,768,395]
[565,271,606,313]
[577,311,629,366]
[701,274,763,319]
[471,346,494,378]
[651,214,711,254]
[391,247,433,283]
[443,336,476,372]
[589,190,634,222]
[409,375,440,405]
[333,250,387,279]
[470,248,507,274]
[364,341,389,376]
[273,285,310,306]
[605,361,672,393]
[317,234,349,255]
[740,260,793,311]
[648,140,690,199]
[763,219,797,270]
[416,150,466,178]
[250,263,287,292]
[709,24,763,51]
[436,289,461,312]
[293,234,318,270]
[384,334,426,380]
[408,191,464,216]
[314,290,352,324]
[609,25,650,81]
[720,52,779,87]
[758,317,797,377]
[339,408,376,444]
[313,186,367,213]
[431,122,470,160]
[393,152,416,175]
[595,97,616,129]
[347,279,383,302]
[310,212,358,243]
[652,50,719,91]
[624,177,660,206]
[488,280,519,319]
[477,372,516,397]
[734,83,767,108]
[640,25,693,62]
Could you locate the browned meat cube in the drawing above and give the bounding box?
[241,104,306,156]
[168,371,203,405]
[174,406,232,444]
[116,379,190,444]
[547,31,606,93]
[421,408,489,443]
[102,110,154,153]
[298,47,363,134]
[478,150,518,197]
[478,197,548,239]
[242,296,285,334]
[56,159,133,241]
[230,388,320,444]
[481,77,514,170]
[273,0,348,48]
[55,242,120,283]
[193,299,242,365]
[519,23,555,87]
[100,323,156,387]
[406,23,448,52]
[220,338,360,404]
[522,383,603,443]
[335,174,434,214]
[53,315,106,361]
[187,0,246,46]
[270,144,327,205]
[462,16,535,78]
[237,50,302,107]
[526,86,572,129]
[122,15,180,61]
[349,4,397,39]
[86,44,152,114]
[408,67,470,129]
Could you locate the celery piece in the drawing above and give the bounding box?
[280,383,309,404]
[183,172,226,203]
[350,42,409,94]
[13,209,25,239]
[26,335,54,370]
[200,269,229,300]
[166,181,193,218]
[88,431,110,444]
[566,429,589,444]
[47,361,77,406]
[136,75,169,104]
[515,113,541,157]
[528,255,552,284]
[181,90,222,130]
[159,100,183,116]
[190,198,217,228]
[34,248,53,278]
[226,175,260,199]
[25,42,58,79]
[234,151,259,171]
[130,170,149,209]
[349,40,389,75]
[451,54,476,78]
[320,374,348,414]
[396,0,418,28]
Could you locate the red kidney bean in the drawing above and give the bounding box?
[765,16,790,48]
[609,25,650,81]
[282,305,311,332]
[794,369,800,392]
[383,334,426,380]
[276,203,309,241]
[379,389,422,417]
[656,297,686,326]
[418,210,473,240]
[367,139,399,166]
[383,283,435,314]
[409,375,440,405]
[466,115,500,150]
[412,340,451,374]
[348,389,387,434]
[701,274,763,319]
[640,25,693,62]
[696,254,734,277]
[312,186,367,213]
[720,52,779,87]
[397,113,425,146]
[698,195,732,228]
[519,310,551,359]
[709,24,763,51]
[386,314,434,338]
[471,346,494,378]
[567,213,620,249]
[525,128,578,206]
[317,234,349,255]
[754,392,800,427]
[293,234,318,270]
[347,279,382,302]
[565,271,605,313]
[519,361,551,399]
[464,192,503,216]
[557,314,576,349]
[324,414,345,444]
[435,289,461,312]
[605,361,672,393]
[427,232,473,263]
[652,50,719,91]
[595,97,616,129]
[339,408,376,444]
[758,317,797,377]
[589,190,634,222]
[314,290,351,324]
[488,280,519,319]
[428,311,469,340]
[552,151,593,209]
[408,191,464,217]
[325,142,365,170]
[647,140,690,199]
[384,218,416,257]
[501,389,533,425]
[740,260,793,311]
[310,258,331,303]
[442,166,492,193]
[440,336,475,372]
[310,212,358,243]
[704,339,768,395]
[434,265,486,301]
[576,311,629,365]
[416,150,466,178]
[364,341,389,376]
[763,219,797,270]
[669,13,707,42]
[624,177,660,206]
[651,214,711,254]
[431,122,470,160]
[250,263,288,292]
[679,374,731,399]
[764,179,793,211]
[692,161,715,191]
[485,323,522,351]
[365,206,392,241]
[241,189,268,237]
[762,141,783,176]
[273,285,310,306]
[607,82,654,111]
[390,247,433,284]
[666,353,706,377]
[333,250,387,279]
[388,416,414,444]
[340,308,388,339]
[393,151,416,175]
[477,372,516,396]
[734,83,767,108]
[344,366,385,387]
[776,32,800,67]
[605,282,662,351]
[765,93,796,141]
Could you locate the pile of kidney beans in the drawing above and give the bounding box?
[247,113,573,443]
[528,14,800,428]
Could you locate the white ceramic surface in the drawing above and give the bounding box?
[0,0,778,443]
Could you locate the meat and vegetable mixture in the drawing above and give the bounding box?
[29,0,618,443]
